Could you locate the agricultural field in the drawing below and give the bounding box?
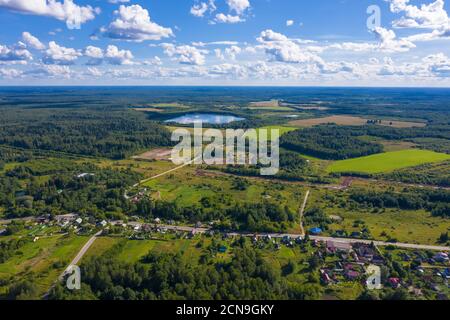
[288,115,426,128]
[327,149,450,174]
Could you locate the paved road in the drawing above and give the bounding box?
[59,230,102,280]
[156,224,450,251]
[298,190,310,236]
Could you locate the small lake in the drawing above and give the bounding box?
[165,113,245,125]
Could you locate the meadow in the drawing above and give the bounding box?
[327,149,450,174]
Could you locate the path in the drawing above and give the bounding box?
[298,190,310,236]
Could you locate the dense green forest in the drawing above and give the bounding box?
[0,107,172,159]
[281,126,384,160]
[48,242,322,300]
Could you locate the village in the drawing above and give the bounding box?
[2,212,449,300]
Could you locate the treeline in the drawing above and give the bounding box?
[49,245,322,300]
[348,188,450,218]
[380,162,450,187]
[281,127,384,160]
[0,107,172,159]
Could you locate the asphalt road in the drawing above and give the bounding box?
[157,224,450,251]
[59,230,102,280]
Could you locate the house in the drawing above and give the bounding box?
[351,231,362,238]
[154,218,161,224]
[388,277,401,289]
[345,270,360,280]
[218,246,227,253]
[0,228,6,235]
[75,218,83,224]
[433,252,449,263]
[320,270,332,285]
[326,241,352,254]
[99,220,108,227]
[55,213,78,224]
[76,173,94,178]
[309,227,322,235]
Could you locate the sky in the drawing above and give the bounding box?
[0,0,449,86]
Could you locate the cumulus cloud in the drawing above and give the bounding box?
[162,44,208,65]
[103,4,173,41]
[226,0,250,15]
[108,0,130,4]
[43,41,81,65]
[214,13,244,23]
[373,27,416,52]
[211,0,250,23]
[423,52,450,77]
[26,64,73,78]
[0,68,22,78]
[257,30,322,64]
[0,0,99,29]
[286,20,294,27]
[22,32,46,50]
[85,66,102,77]
[0,43,32,64]
[190,2,209,17]
[105,45,134,65]
[387,0,449,29]
[84,46,103,65]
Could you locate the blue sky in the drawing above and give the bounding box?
[0,0,449,86]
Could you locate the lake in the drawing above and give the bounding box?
[165,113,245,125]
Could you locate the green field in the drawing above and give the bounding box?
[327,149,450,174]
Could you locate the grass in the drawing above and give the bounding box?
[327,149,450,174]
[0,234,88,295]
[328,209,450,245]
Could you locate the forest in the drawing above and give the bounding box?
[0,107,172,159]
[281,126,384,160]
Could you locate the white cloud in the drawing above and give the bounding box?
[108,0,130,4]
[22,32,45,50]
[84,46,103,65]
[104,4,173,41]
[191,2,209,17]
[423,52,450,77]
[226,0,250,15]
[214,13,244,23]
[0,43,32,63]
[43,41,81,65]
[286,20,294,27]
[211,0,250,23]
[142,56,162,66]
[105,45,134,65]
[85,67,102,77]
[257,30,322,64]
[193,41,239,47]
[373,27,416,52]
[387,0,449,29]
[0,0,99,29]
[0,68,22,78]
[26,65,73,78]
[162,44,208,65]
[224,45,241,60]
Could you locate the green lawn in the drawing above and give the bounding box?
[327,149,450,174]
